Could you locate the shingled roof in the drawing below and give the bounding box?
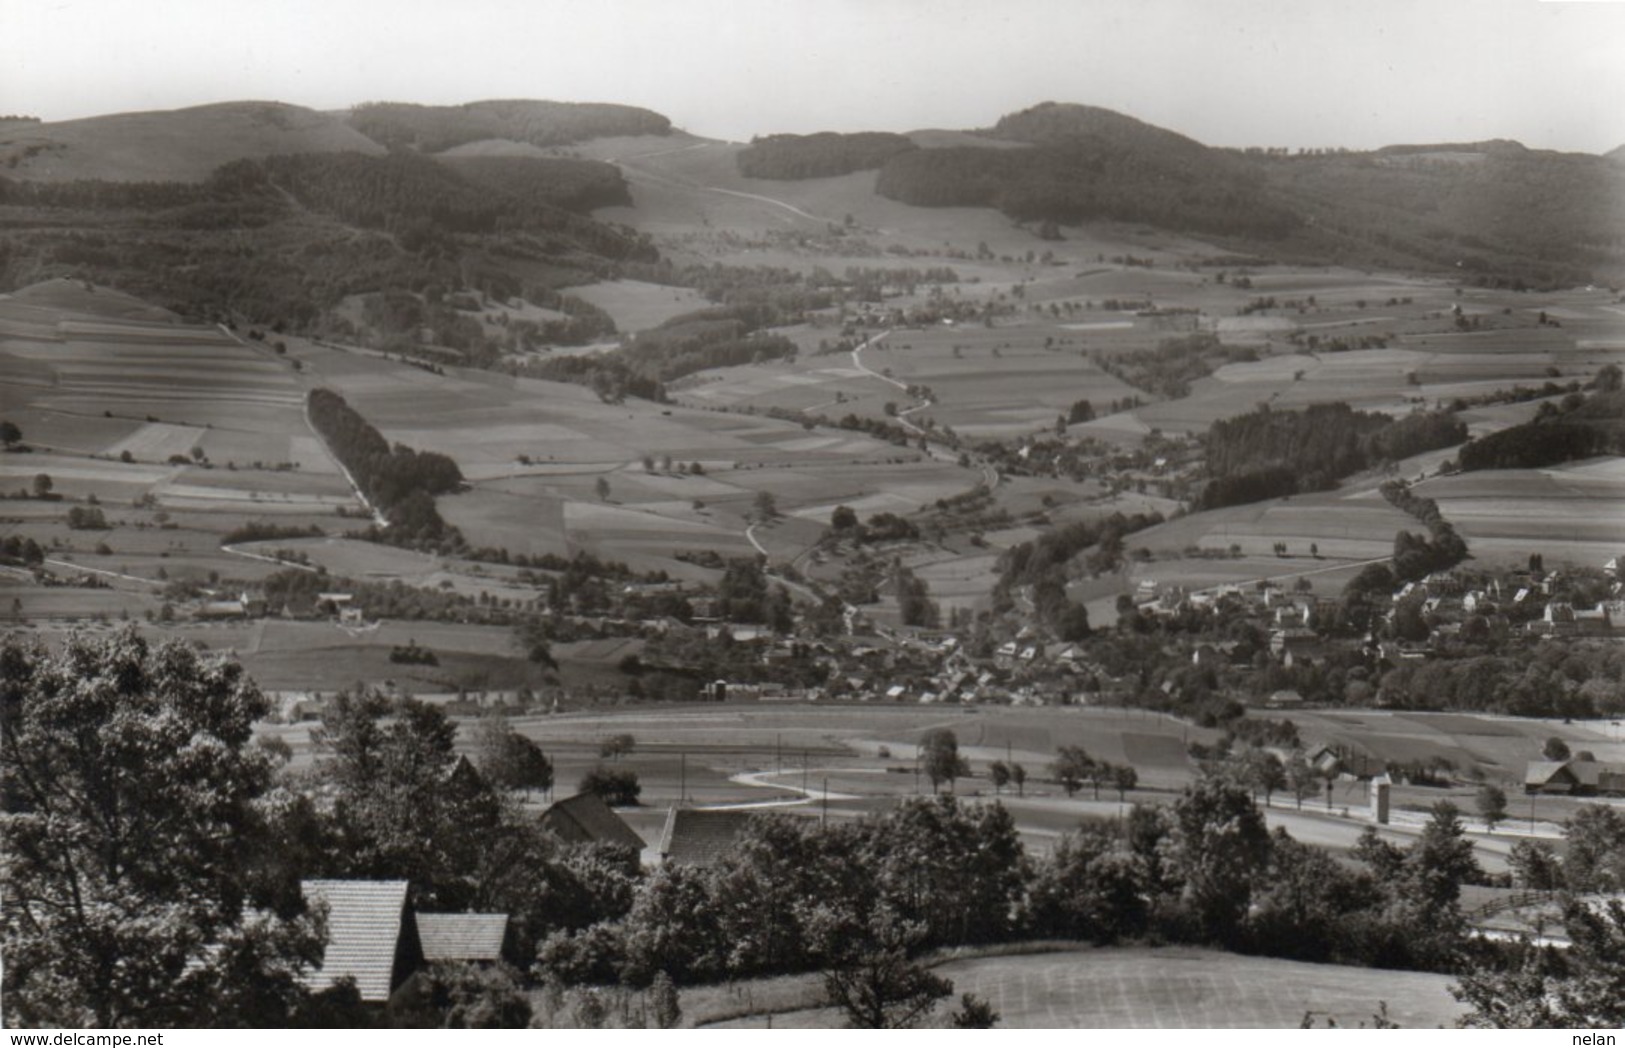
[540,791,647,851]
[300,880,411,1002]
[415,914,508,963]
[658,807,756,867]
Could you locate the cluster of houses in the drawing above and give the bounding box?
[1524,757,1625,796]
[193,589,362,623]
[296,789,759,1015]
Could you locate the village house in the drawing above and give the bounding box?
[1524,758,1625,796]
[539,791,646,852]
[658,807,758,867]
[298,879,512,1016]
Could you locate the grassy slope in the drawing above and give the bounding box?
[0,102,384,182]
[697,945,1466,1028]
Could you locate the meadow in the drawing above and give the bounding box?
[704,946,1466,1028]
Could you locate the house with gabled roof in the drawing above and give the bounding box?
[658,807,757,867]
[1526,758,1625,796]
[414,914,508,964]
[300,880,419,1004]
[540,791,646,852]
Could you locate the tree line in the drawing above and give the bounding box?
[1199,403,1467,510]
[348,100,671,153]
[736,132,918,180]
[1457,386,1625,472]
[1094,333,1256,401]
[5,630,1622,1028]
[306,388,463,548]
[1380,480,1469,579]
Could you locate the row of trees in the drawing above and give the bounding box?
[349,100,671,153]
[736,132,917,180]
[306,389,462,548]
[1049,745,1139,801]
[535,775,1509,998]
[1381,480,1470,580]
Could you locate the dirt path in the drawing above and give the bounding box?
[615,144,838,226]
[42,557,160,589]
[220,543,320,573]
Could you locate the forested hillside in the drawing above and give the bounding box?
[736,132,916,179]
[1199,403,1467,509]
[243,153,651,260]
[1457,383,1625,471]
[845,101,1625,287]
[0,151,655,336]
[874,103,1299,239]
[1260,142,1625,289]
[348,100,670,152]
[438,155,632,213]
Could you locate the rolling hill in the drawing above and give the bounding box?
[733,102,1625,290]
[0,98,672,185]
[0,101,385,183]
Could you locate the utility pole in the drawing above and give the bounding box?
[680,752,687,805]
[822,777,828,827]
[776,732,782,775]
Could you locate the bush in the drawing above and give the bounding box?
[66,506,109,530]
[579,766,641,806]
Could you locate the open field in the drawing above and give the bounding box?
[1414,460,1625,570]
[566,279,711,334]
[284,334,980,574]
[707,946,1466,1028]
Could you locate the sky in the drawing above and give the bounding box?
[5,0,1624,153]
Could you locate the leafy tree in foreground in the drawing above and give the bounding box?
[391,961,533,1028]
[1167,772,1272,944]
[814,906,953,1029]
[474,715,554,797]
[949,993,1000,1028]
[0,629,322,1027]
[1454,898,1625,1028]
[312,691,507,910]
[1563,804,1625,893]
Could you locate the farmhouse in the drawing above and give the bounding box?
[299,879,419,1004]
[658,807,757,867]
[540,791,647,851]
[414,914,507,964]
[1524,758,1625,796]
[299,879,514,1009]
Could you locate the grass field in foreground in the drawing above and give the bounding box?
[705,946,1466,1029]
